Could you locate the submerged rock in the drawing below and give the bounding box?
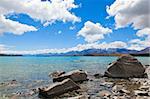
[104,55,147,78]
[53,70,87,82]
[38,78,80,98]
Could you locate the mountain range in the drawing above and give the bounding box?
[1,47,149,56]
[35,47,150,56]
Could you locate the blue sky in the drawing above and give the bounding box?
[0,0,149,54]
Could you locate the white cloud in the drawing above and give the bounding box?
[128,44,145,51]
[136,28,150,37]
[107,41,127,49]
[129,39,150,49]
[0,41,127,54]
[107,0,150,50]
[69,26,76,30]
[0,44,15,52]
[0,0,80,35]
[128,28,150,50]
[58,30,62,34]
[106,0,149,29]
[77,21,112,43]
[0,0,80,24]
[0,15,37,35]
[0,44,7,52]
[129,39,141,44]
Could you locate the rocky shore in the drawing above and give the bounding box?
[0,55,150,99]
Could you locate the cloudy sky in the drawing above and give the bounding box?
[0,0,149,54]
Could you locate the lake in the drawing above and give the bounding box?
[0,56,149,98]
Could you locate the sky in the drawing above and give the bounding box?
[0,0,150,54]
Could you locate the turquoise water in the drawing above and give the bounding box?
[0,56,149,98]
[0,56,150,82]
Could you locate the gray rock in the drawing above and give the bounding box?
[53,70,87,82]
[49,71,65,78]
[39,78,80,98]
[104,55,147,78]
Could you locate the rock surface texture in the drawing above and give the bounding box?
[104,55,147,78]
[39,78,80,98]
[53,70,87,82]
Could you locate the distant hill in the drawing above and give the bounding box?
[35,47,149,56]
[130,47,150,56]
[138,47,150,54]
[62,48,139,56]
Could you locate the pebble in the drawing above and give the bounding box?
[134,90,149,96]
[98,90,112,97]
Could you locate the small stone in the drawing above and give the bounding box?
[119,89,130,94]
[134,90,149,96]
[94,73,103,78]
[139,86,149,91]
[145,65,150,67]
[49,71,65,78]
[112,85,124,92]
[98,90,112,97]
[100,82,114,88]
[67,95,89,99]
[10,79,17,84]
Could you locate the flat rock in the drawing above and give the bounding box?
[53,70,87,82]
[104,55,147,78]
[39,78,80,98]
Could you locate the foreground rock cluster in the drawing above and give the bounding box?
[39,70,87,98]
[37,55,149,99]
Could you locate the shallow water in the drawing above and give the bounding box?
[0,56,150,98]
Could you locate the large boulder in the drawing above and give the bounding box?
[104,55,147,78]
[39,78,80,98]
[53,70,87,82]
